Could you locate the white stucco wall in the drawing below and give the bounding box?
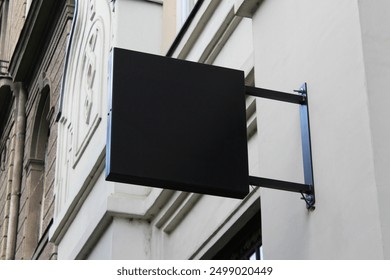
[113,0,163,54]
[53,0,389,260]
[252,0,384,259]
[357,0,390,259]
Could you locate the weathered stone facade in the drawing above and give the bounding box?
[0,0,73,260]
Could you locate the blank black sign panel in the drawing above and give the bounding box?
[106,48,249,198]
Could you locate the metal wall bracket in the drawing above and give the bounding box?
[246,83,315,210]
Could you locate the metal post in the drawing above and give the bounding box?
[295,83,315,210]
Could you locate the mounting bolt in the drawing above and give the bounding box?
[301,193,315,211]
[294,88,306,94]
[305,194,315,211]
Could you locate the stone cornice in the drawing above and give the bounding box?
[8,0,65,85]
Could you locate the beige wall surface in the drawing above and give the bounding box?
[252,0,385,259]
[357,0,390,259]
[51,0,390,260]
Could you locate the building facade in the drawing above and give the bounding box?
[0,0,74,259]
[0,0,389,260]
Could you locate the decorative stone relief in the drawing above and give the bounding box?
[54,0,110,217]
[84,0,97,125]
[83,28,97,125]
[72,1,105,165]
[89,0,96,20]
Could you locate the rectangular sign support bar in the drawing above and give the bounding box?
[245,85,306,105]
[248,176,312,194]
[246,83,315,210]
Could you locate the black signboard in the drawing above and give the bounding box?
[106,48,249,198]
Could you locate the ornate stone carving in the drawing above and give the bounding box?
[54,0,110,223]
[83,28,98,125]
[89,0,96,20]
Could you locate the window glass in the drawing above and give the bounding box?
[249,245,263,260]
[212,211,262,260]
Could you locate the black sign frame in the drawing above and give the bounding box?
[106,48,250,198]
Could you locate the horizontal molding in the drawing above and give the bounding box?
[161,193,201,234]
[190,186,260,259]
[175,0,222,59]
[234,0,263,18]
[202,8,242,64]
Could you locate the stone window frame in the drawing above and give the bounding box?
[24,84,52,259]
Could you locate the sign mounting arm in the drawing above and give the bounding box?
[246,83,315,210]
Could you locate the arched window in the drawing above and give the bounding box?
[0,82,12,171]
[33,87,50,237]
[24,85,51,259]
